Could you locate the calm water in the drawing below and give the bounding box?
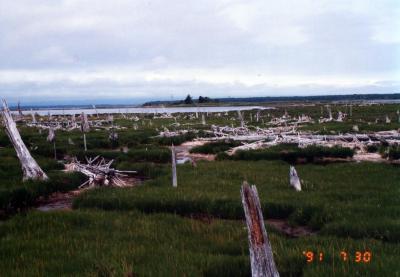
[17,106,272,116]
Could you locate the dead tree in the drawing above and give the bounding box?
[171,144,177,187]
[31,109,37,124]
[289,166,301,191]
[67,156,136,188]
[92,104,99,118]
[241,182,279,277]
[1,99,48,181]
[47,127,57,160]
[81,112,90,151]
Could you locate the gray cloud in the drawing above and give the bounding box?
[0,0,399,104]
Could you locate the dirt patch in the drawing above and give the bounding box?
[35,190,82,211]
[353,152,386,163]
[36,177,143,212]
[174,140,216,163]
[267,219,316,237]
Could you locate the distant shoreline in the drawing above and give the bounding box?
[8,93,400,110]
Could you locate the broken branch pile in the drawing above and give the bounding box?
[66,156,137,188]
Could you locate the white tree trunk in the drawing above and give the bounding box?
[1,99,48,181]
[171,144,177,187]
[289,166,301,191]
[241,182,279,277]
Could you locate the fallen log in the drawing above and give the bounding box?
[1,99,48,181]
[241,182,279,277]
[67,156,136,188]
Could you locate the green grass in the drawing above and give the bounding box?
[74,161,400,242]
[190,140,242,154]
[0,104,399,276]
[0,208,398,276]
[218,144,354,163]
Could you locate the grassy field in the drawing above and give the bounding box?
[0,102,399,276]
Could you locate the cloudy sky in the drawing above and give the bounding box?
[0,0,399,104]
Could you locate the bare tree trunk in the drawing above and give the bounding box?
[289,166,301,191]
[1,99,48,181]
[171,144,177,187]
[201,114,206,125]
[81,112,90,151]
[31,109,37,124]
[83,133,87,152]
[241,182,279,277]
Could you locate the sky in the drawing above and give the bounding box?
[0,0,399,105]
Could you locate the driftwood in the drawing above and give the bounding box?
[289,166,301,191]
[67,156,136,188]
[241,182,279,277]
[1,99,48,181]
[171,144,177,187]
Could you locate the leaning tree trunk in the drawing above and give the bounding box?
[1,99,48,181]
[241,182,279,277]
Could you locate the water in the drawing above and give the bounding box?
[16,106,272,116]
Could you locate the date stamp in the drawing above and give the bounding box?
[303,251,372,263]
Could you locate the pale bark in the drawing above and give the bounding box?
[241,182,279,277]
[67,156,136,188]
[1,99,48,181]
[289,166,301,191]
[171,144,177,187]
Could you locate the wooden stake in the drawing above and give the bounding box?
[1,99,48,181]
[171,144,177,187]
[241,182,279,277]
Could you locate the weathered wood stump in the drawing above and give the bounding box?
[241,182,279,277]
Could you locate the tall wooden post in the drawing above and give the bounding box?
[171,144,177,187]
[241,182,279,277]
[1,99,48,181]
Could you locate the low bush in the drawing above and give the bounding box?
[190,140,242,154]
[221,144,354,163]
[126,147,171,163]
[0,172,86,212]
[154,132,197,146]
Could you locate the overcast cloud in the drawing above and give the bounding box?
[0,0,399,104]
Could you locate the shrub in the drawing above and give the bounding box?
[228,144,354,163]
[126,148,171,163]
[154,132,197,146]
[190,140,242,154]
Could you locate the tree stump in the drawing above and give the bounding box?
[241,182,279,277]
